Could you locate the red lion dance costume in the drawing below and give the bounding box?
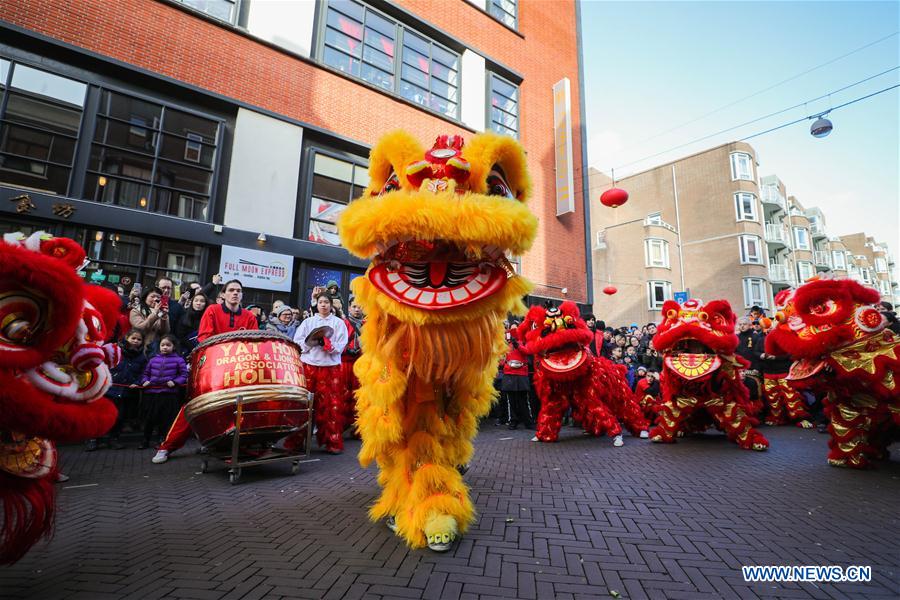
[0,232,121,563]
[766,278,900,468]
[519,302,648,444]
[649,298,769,451]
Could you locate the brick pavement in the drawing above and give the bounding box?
[1,426,898,600]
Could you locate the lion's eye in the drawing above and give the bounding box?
[0,292,46,348]
[809,300,836,316]
[486,169,514,199]
[380,172,400,196]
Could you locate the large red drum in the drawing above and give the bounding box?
[184,330,310,448]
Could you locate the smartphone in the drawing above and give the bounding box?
[160,294,169,310]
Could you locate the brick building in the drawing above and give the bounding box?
[588,142,899,326]
[0,0,591,309]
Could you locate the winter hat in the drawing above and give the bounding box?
[277,305,294,317]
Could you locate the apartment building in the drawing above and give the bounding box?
[589,142,899,325]
[0,0,592,308]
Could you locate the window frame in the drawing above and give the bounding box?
[173,0,241,25]
[0,59,88,197]
[730,151,754,181]
[487,71,519,139]
[742,277,768,309]
[82,87,225,222]
[831,250,847,270]
[792,226,810,250]
[301,145,370,247]
[734,192,758,222]
[644,238,670,269]
[645,212,663,225]
[739,234,763,265]
[797,260,815,283]
[647,280,672,311]
[874,257,887,273]
[488,0,518,29]
[317,0,461,121]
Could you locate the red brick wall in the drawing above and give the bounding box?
[0,0,588,301]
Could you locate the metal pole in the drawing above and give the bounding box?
[672,165,686,292]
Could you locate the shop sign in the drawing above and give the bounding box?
[219,245,293,292]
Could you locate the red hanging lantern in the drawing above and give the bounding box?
[603,285,618,296]
[600,187,628,208]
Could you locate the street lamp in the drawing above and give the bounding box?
[810,115,833,138]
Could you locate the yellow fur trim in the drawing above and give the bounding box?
[365,130,425,193]
[462,132,532,201]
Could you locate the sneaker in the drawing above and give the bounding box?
[385,516,398,533]
[85,439,98,452]
[137,441,149,450]
[507,423,518,430]
[530,436,539,442]
[613,434,624,447]
[639,430,649,439]
[151,449,169,464]
[55,472,70,483]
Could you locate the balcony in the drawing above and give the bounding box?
[769,263,795,286]
[814,251,832,270]
[810,221,826,239]
[760,185,786,212]
[765,223,789,248]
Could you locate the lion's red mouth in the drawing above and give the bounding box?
[369,240,513,310]
[539,345,587,373]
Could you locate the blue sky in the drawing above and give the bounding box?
[581,1,899,257]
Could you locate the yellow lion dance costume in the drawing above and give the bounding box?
[338,131,538,551]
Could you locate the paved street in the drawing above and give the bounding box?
[1,425,897,600]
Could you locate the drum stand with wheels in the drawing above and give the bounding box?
[200,393,315,484]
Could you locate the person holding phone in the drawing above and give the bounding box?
[129,286,169,354]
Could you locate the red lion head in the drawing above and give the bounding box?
[517,301,593,377]
[652,298,740,381]
[765,278,888,360]
[0,232,121,563]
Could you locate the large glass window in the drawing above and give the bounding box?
[175,0,239,23]
[874,257,887,273]
[84,90,220,221]
[831,250,847,270]
[308,152,369,247]
[797,261,815,283]
[742,278,768,309]
[734,192,758,222]
[489,0,517,28]
[792,226,810,250]
[647,280,672,310]
[0,61,87,196]
[739,234,763,265]
[321,1,460,119]
[644,238,670,268]
[730,152,754,181]
[301,264,365,310]
[488,73,518,138]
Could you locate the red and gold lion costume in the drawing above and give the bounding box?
[0,232,121,563]
[649,298,768,451]
[766,278,900,468]
[518,301,647,443]
[338,131,537,551]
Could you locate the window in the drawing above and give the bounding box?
[302,264,365,310]
[861,268,872,284]
[61,226,206,291]
[739,234,763,265]
[644,238,670,268]
[645,212,663,225]
[742,278,768,309]
[647,281,672,310]
[875,257,887,273]
[320,1,460,119]
[488,73,518,138]
[307,151,369,247]
[0,61,87,196]
[793,226,810,250]
[730,152,754,181]
[832,250,847,270]
[489,0,517,28]
[175,0,239,23]
[797,261,815,282]
[734,192,758,221]
[878,280,891,296]
[84,90,220,221]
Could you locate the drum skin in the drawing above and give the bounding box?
[184,331,310,447]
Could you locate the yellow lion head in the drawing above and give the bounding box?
[338,130,538,327]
